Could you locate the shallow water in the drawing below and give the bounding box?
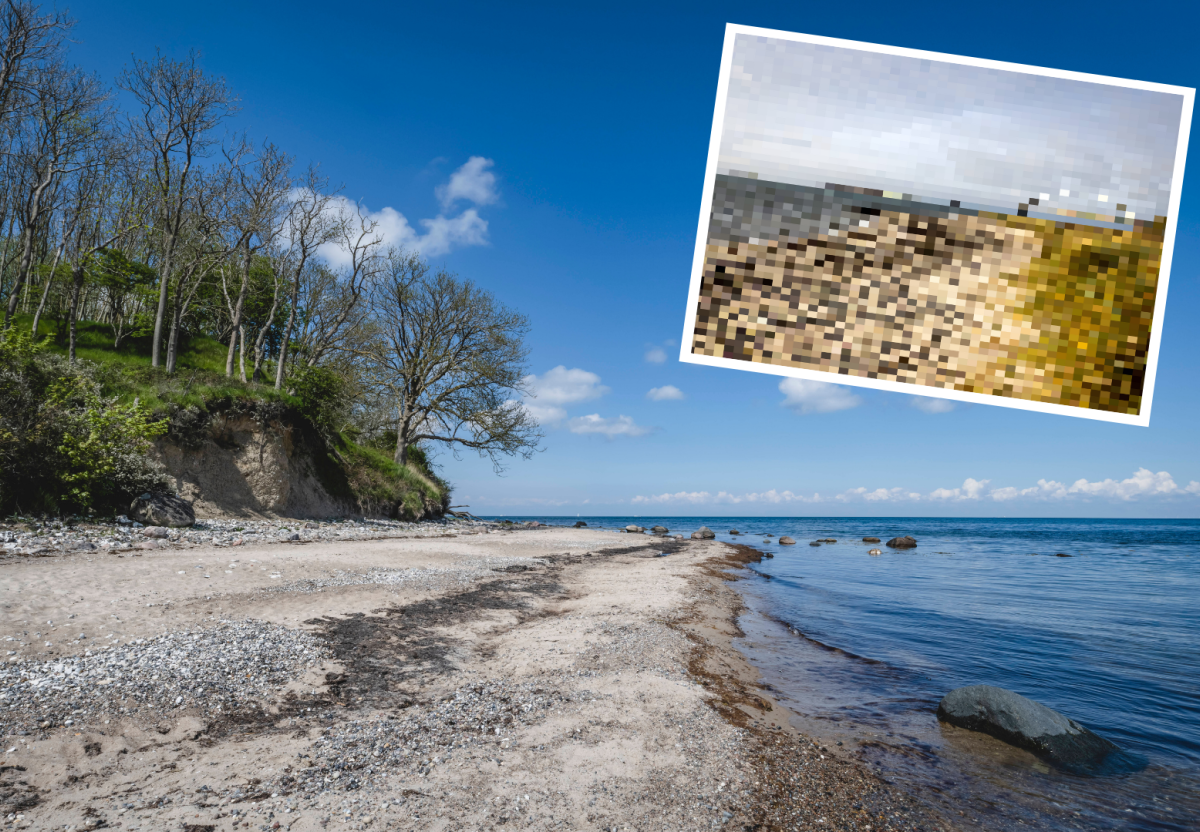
[498,516,1200,831]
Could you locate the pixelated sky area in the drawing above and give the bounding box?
[720,34,1185,223]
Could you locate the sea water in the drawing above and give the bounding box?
[495,516,1200,831]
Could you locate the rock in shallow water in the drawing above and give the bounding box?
[937,685,1119,773]
[691,526,715,540]
[886,535,917,548]
[778,536,796,545]
[862,537,881,543]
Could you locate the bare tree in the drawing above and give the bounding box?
[273,164,338,390]
[356,249,542,471]
[118,49,236,369]
[59,131,143,361]
[0,0,71,129]
[3,60,106,327]
[161,164,233,374]
[291,201,383,370]
[221,137,291,379]
[247,248,284,381]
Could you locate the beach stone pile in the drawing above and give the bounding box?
[0,621,329,735]
[264,556,546,598]
[0,516,489,556]
[279,680,571,798]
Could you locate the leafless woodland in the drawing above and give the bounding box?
[0,1,540,469]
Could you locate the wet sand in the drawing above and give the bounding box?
[0,527,949,831]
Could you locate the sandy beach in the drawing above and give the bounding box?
[0,525,948,832]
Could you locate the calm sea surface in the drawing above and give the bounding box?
[490,516,1200,831]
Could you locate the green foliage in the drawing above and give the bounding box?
[0,328,169,516]
[1,316,448,520]
[92,248,157,295]
[340,440,444,520]
[48,375,168,510]
[290,364,348,440]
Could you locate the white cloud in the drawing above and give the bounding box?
[644,346,667,363]
[990,479,1069,501]
[568,414,652,438]
[630,468,1200,509]
[647,385,685,401]
[313,157,496,265]
[518,366,608,426]
[632,489,820,506]
[929,478,991,501]
[520,402,567,426]
[314,197,488,263]
[524,366,608,405]
[911,396,955,413]
[436,156,498,210]
[779,378,861,414]
[1064,468,1181,501]
[990,469,1192,502]
[837,486,922,502]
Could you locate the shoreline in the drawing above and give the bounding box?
[0,527,949,831]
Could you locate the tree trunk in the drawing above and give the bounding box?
[396,418,409,465]
[31,240,64,339]
[274,277,301,391]
[237,323,247,382]
[2,224,34,328]
[225,246,251,377]
[395,408,415,464]
[67,264,85,362]
[165,298,182,374]
[151,237,174,368]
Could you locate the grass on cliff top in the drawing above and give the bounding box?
[14,314,291,413]
[340,442,446,517]
[12,314,447,508]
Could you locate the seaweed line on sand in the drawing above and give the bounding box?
[676,542,955,832]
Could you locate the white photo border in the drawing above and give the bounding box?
[678,23,1195,427]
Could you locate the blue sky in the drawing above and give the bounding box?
[74,0,1199,517]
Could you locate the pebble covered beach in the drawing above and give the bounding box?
[0,520,947,831]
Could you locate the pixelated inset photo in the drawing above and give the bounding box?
[682,25,1193,425]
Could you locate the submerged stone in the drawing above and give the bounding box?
[937,685,1119,773]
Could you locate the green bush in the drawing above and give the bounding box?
[0,329,169,516]
[289,364,348,440]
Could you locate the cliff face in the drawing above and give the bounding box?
[150,407,443,522]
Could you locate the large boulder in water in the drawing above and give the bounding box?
[573,520,587,528]
[937,685,1118,772]
[691,526,715,540]
[886,535,917,548]
[129,493,195,528]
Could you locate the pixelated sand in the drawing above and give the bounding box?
[691,176,1164,415]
